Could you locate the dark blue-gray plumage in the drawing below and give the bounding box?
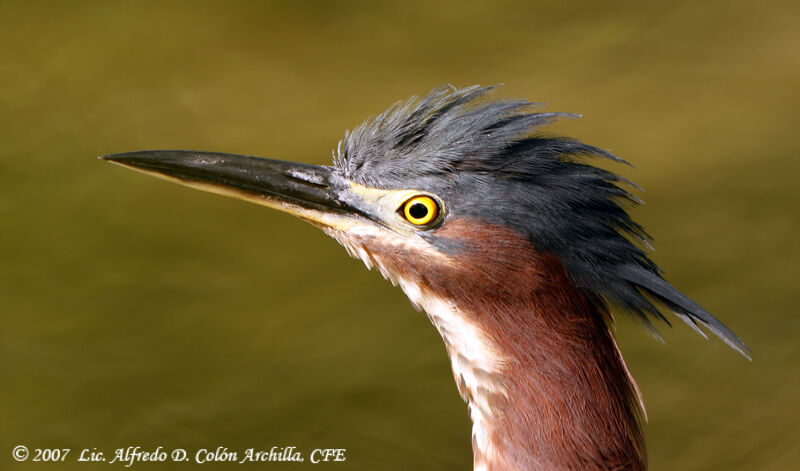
[335,85,749,357]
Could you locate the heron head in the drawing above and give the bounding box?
[103,85,748,357]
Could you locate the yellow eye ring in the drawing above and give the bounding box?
[403,195,439,226]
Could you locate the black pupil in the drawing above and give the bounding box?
[409,202,429,220]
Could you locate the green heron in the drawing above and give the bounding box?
[103,86,748,471]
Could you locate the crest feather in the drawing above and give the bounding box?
[333,85,748,357]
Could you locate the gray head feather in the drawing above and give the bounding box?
[332,85,749,357]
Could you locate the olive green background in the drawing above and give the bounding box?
[2,1,798,470]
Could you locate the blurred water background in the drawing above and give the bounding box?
[2,1,798,469]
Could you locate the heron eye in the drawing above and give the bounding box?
[402,195,439,226]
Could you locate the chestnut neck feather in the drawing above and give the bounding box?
[333,218,646,471]
[431,220,646,471]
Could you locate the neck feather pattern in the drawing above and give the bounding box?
[328,219,646,471]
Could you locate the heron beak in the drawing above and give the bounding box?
[101,150,367,231]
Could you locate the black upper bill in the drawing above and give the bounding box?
[101,150,353,214]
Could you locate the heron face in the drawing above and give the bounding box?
[101,149,457,271]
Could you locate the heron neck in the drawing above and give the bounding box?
[329,220,646,470]
[404,265,646,471]
[403,219,646,471]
